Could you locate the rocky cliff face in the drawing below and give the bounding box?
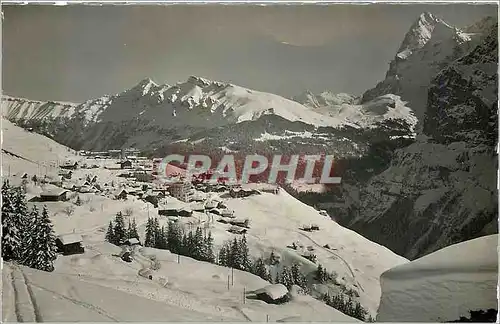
[347,23,498,260]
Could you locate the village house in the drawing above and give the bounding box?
[221,209,236,218]
[56,233,84,255]
[227,225,247,235]
[204,200,219,210]
[58,170,73,179]
[229,188,260,198]
[60,161,78,170]
[114,189,128,200]
[120,160,133,169]
[48,176,64,187]
[168,182,192,202]
[229,218,249,228]
[39,188,69,202]
[158,207,193,217]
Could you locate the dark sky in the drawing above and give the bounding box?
[2,3,496,103]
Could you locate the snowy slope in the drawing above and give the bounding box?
[292,91,358,108]
[24,176,407,317]
[3,250,358,322]
[377,235,498,322]
[220,190,409,314]
[313,94,417,132]
[1,118,78,176]
[1,123,408,321]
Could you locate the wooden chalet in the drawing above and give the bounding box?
[39,188,68,202]
[253,284,290,304]
[56,233,84,255]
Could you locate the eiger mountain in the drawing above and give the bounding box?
[2,13,497,261]
[361,12,494,121]
[344,18,498,259]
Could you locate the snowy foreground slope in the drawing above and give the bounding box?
[377,235,498,322]
[1,118,77,175]
[3,252,357,322]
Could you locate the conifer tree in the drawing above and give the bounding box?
[229,237,241,269]
[291,263,307,289]
[203,231,215,263]
[181,232,189,256]
[218,243,229,266]
[167,221,182,254]
[128,218,139,240]
[193,227,204,260]
[315,264,330,283]
[105,221,116,244]
[22,206,57,272]
[156,226,168,249]
[251,257,271,282]
[153,218,161,245]
[2,181,21,261]
[113,212,127,244]
[240,235,251,271]
[144,218,155,247]
[278,266,293,289]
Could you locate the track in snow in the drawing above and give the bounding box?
[9,264,43,322]
[29,282,120,322]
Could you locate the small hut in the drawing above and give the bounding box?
[61,162,78,170]
[40,188,68,202]
[114,189,128,200]
[253,284,290,304]
[120,160,133,169]
[56,233,84,255]
[227,225,247,235]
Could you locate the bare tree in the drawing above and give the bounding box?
[63,205,75,217]
[123,207,134,217]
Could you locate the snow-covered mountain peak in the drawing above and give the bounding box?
[186,75,226,88]
[128,77,160,96]
[396,12,455,60]
[292,90,358,108]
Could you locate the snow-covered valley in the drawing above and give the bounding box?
[2,7,498,323]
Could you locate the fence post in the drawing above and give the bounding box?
[266,314,269,322]
[177,254,180,264]
[243,287,246,304]
[231,267,234,286]
[227,275,230,290]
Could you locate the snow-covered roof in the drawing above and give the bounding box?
[40,188,68,196]
[228,225,245,231]
[254,284,288,300]
[57,233,83,245]
[221,209,234,215]
[127,238,140,245]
